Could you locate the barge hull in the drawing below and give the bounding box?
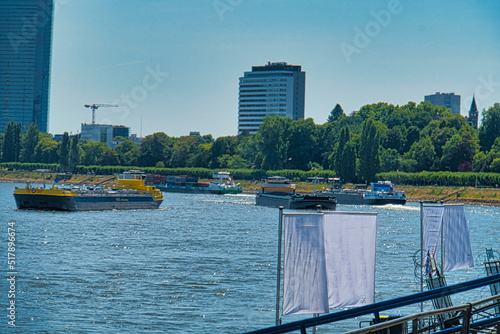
[256,194,336,210]
[14,193,76,211]
[15,194,162,211]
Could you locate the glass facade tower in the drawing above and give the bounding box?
[0,0,54,133]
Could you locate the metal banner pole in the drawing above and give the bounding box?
[275,206,284,325]
[420,201,424,312]
[440,202,444,276]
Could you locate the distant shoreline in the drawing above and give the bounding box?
[3,173,500,206]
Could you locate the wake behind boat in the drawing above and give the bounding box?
[255,176,336,210]
[14,170,164,211]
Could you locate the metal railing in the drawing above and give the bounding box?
[344,293,500,334]
[244,273,500,334]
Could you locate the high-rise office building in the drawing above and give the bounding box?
[238,62,305,134]
[424,92,461,115]
[0,0,55,133]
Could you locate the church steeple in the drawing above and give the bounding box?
[468,95,478,129]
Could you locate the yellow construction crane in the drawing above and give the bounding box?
[84,104,118,124]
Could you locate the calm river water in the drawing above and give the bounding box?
[1,182,499,333]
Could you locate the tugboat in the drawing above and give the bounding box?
[14,170,164,211]
[255,176,336,210]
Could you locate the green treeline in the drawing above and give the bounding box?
[2,101,500,185]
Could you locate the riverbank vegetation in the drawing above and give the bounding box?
[2,169,499,205]
[1,101,500,186]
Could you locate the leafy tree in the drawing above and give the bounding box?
[287,118,318,170]
[429,126,456,159]
[2,121,21,162]
[334,126,350,173]
[20,123,39,162]
[80,141,108,165]
[34,137,59,163]
[379,148,400,172]
[399,158,418,173]
[100,149,121,166]
[473,151,489,172]
[440,129,479,171]
[327,103,344,122]
[170,136,198,168]
[114,139,140,166]
[404,136,436,172]
[355,102,396,123]
[403,126,420,152]
[59,132,70,171]
[138,132,174,167]
[340,141,356,182]
[256,116,292,170]
[317,122,339,168]
[68,136,80,172]
[191,142,212,168]
[217,154,248,169]
[490,158,500,173]
[13,122,21,162]
[236,133,258,168]
[211,136,237,168]
[358,119,380,182]
[478,103,500,151]
[384,127,404,153]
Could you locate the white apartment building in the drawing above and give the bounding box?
[238,62,305,134]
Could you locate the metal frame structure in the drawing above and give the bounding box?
[244,273,500,334]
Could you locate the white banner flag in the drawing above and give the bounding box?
[422,205,444,275]
[442,205,474,272]
[282,214,329,315]
[323,212,377,308]
[282,212,377,315]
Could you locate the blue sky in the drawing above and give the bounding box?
[49,0,500,138]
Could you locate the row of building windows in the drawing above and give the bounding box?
[239,113,285,118]
[240,83,288,88]
[239,119,285,123]
[239,78,288,83]
[239,93,287,98]
[239,103,287,107]
[243,72,294,78]
[239,108,287,112]
[240,88,287,93]
[240,98,286,102]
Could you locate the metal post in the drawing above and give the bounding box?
[420,201,424,312]
[440,201,444,276]
[276,206,284,325]
[314,204,321,334]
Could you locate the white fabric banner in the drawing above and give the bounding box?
[323,212,377,308]
[422,205,444,275]
[282,212,377,315]
[442,205,474,272]
[282,214,329,315]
